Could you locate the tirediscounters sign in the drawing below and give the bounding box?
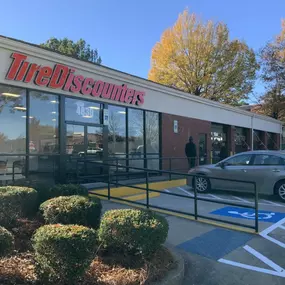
[5,52,145,106]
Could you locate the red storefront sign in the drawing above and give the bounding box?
[5,53,145,106]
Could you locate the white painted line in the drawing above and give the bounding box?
[279,225,285,230]
[219,258,285,278]
[260,217,285,236]
[261,200,283,207]
[233,196,250,203]
[177,187,194,197]
[164,189,170,193]
[259,217,285,249]
[243,245,284,273]
[208,194,222,200]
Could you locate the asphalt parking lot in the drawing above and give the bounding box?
[92,183,285,284]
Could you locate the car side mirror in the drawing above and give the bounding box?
[220,162,228,169]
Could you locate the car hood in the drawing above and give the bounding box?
[190,164,216,171]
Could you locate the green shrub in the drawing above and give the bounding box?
[98,209,169,257]
[46,184,88,200]
[32,224,97,283]
[13,179,53,204]
[40,195,102,229]
[0,186,38,226]
[0,226,14,256]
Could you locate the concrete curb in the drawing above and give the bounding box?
[151,244,185,285]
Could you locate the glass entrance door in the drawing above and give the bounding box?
[199,134,207,165]
[65,124,104,181]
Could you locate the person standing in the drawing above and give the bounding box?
[219,142,228,161]
[185,136,197,169]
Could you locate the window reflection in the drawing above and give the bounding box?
[29,92,59,153]
[0,85,26,154]
[145,111,159,170]
[235,127,249,153]
[65,98,100,124]
[128,108,144,169]
[108,105,126,166]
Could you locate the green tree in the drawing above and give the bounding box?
[40,38,102,64]
[258,19,285,121]
[148,9,259,106]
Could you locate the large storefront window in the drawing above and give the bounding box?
[0,85,26,154]
[211,123,228,163]
[267,132,277,150]
[29,92,59,153]
[146,111,160,170]
[0,85,26,182]
[108,105,126,165]
[253,130,264,150]
[65,97,101,124]
[235,127,249,153]
[128,108,144,169]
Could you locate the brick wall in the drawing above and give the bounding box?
[161,113,211,171]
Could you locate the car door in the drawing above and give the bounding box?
[213,153,253,192]
[245,154,285,195]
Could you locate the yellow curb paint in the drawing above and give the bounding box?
[124,192,160,201]
[89,179,186,198]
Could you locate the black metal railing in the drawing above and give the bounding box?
[85,161,259,233]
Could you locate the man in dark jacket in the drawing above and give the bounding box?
[185,136,197,169]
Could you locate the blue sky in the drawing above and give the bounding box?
[0,0,285,100]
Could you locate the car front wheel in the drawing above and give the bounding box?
[193,176,211,193]
[275,180,285,202]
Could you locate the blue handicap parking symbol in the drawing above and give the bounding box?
[211,206,285,223]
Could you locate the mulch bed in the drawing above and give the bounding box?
[0,218,175,285]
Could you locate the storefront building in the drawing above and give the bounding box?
[0,36,283,185]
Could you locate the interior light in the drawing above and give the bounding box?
[2,93,21,97]
[52,119,56,121]
[118,111,126,114]
[83,115,93,118]
[50,100,58,104]
[89,106,100,110]
[14,106,27,111]
[51,111,57,114]
[22,116,33,119]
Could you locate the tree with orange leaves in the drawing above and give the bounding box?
[257,20,285,121]
[148,9,258,106]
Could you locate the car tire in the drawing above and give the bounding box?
[192,175,211,193]
[275,180,285,202]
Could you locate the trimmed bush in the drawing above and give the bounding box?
[0,186,38,226]
[32,224,97,283]
[46,184,88,200]
[98,209,169,257]
[0,226,14,256]
[40,195,102,228]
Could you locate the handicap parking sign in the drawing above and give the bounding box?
[211,206,285,223]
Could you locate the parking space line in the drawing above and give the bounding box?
[208,194,222,200]
[178,187,194,197]
[261,200,283,207]
[218,258,285,278]
[233,196,250,203]
[243,245,285,273]
[279,225,285,230]
[164,189,170,193]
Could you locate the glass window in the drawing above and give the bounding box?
[211,123,228,163]
[128,108,144,169]
[0,85,26,154]
[145,111,160,170]
[65,98,101,124]
[253,154,284,165]
[29,91,59,154]
[253,130,264,150]
[235,127,249,153]
[225,154,252,166]
[267,132,277,150]
[108,105,126,165]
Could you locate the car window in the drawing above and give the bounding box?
[252,154,285,166]
[225,154,252,166]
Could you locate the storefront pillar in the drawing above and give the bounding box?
[228,126,235,156]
